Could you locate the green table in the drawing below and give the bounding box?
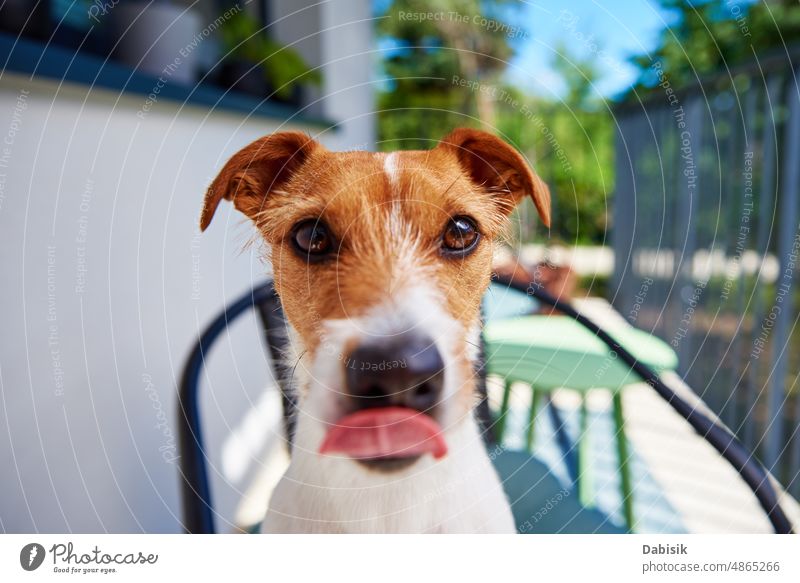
[483,315,678,530]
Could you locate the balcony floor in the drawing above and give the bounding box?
[489,297,800,533]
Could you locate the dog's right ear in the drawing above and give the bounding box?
[438,128,551,227]
[200,132,321,231]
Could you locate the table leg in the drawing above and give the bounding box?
[496,379,513,442]
[613,391,634,531]
[578,393,594,508]
[525,388,541,453]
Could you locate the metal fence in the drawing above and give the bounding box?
[612,50,800,496]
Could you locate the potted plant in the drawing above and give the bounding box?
[217,12,321,105]
[110,1,201,85]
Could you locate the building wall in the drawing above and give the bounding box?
[0,0,374,533]
[271,0,376,149]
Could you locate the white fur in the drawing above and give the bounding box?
[384,152,399,186]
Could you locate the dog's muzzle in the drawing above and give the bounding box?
[317,333,447,471]
[344,332,444,415]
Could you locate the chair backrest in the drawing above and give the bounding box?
[178,282,289,533]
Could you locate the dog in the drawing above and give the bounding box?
[200,128,550,533]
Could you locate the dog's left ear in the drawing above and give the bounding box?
[438,128,551,227]
[200,132,321,231]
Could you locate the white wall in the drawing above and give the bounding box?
[319,0,377,150]
[271,0,377,150]
[0,15,374,534]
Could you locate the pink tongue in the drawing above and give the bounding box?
[319,407,448,460]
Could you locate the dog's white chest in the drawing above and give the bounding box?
[262,420,515,534]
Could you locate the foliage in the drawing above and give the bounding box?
[377,0,522,147]
[495,48,614,245]
[377,0,800,243]
[376,0,614,245]
[219,11,320,98]
[377,39,465,150]
[627,0,800,96]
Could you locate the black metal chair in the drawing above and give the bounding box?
[177,277,794,534]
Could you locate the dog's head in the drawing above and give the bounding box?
[202,128,549,469]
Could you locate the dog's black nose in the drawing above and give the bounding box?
[345,334,445,412]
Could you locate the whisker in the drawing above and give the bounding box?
[287,350,307,387]
[440,175,461,198]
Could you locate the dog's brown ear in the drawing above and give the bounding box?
[438,128,551,228]
[200,132,321,231]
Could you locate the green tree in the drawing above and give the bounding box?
[376,1,615,244]
[376,0,522,148]
[496,45,614,245]
[627,0,800,96]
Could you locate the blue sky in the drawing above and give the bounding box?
[506,0,670,99]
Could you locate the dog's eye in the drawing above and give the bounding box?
[292,219,334,257]
[441,216,480,254]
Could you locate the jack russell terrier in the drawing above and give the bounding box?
[200,128,550,533]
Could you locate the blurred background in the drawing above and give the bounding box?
[1,0,799,533]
